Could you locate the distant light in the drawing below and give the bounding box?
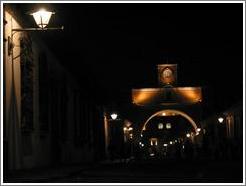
[174,140,178,143]
[31,9,54,29]
[123,127,127,131]
[150,138,158,146]
[158,123,164,130]
[162,112,166,116]
[163,143,168,147]
[166,123,172,129]
[150,153,155,156]
[110,113,118,120]
[129,134,133,139]
[169,141,173,145]
[128,127,133,131]
[218,117,224,123]
[182,145,185,149]
[140,134,143,137]
[196,128,201,136]
[141,143,144,147]
[186,133,191,138]
[139,142,142,145]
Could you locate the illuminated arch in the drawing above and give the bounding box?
[141,109,198,133]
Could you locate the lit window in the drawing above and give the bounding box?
[158,123,164,129]
[166,123,172,129]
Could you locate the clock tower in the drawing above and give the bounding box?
[157,64,177,87]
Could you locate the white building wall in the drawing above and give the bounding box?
[4,10,23,170]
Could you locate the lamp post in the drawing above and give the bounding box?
[217,116,226,140]
[104,110,121,160]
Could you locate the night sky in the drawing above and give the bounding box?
[16,3,243,112]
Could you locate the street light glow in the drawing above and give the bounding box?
[196,128,201,135]
[186,133,191,138]
[110,113,118,120]
[31,9,54,29]
[218,117,224,123]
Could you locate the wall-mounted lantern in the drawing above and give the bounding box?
[8,8,64,56]
[218,117,224,124]
[110,113,118,120]
[31,9,54,29]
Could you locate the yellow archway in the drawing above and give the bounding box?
[141,109,198,133]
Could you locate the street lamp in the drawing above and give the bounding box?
[31,9,54,29]
[186,133,191,138]
[8,8,63,56]
[110,113,118,120]
[218,117,224,124]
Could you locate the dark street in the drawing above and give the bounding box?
[60,161,242,183]
[2,2,244,184]
[6,159,242,183]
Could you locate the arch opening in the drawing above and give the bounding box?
[141,109,198,134]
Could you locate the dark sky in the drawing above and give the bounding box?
[16,3,243,112]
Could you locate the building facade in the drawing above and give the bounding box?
[200,101,243,160]
[131,64,203,159]
[3,5,104,171]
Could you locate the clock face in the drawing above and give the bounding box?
[158,64,177,86]
[161,67,174,85]
[162,68,173,79]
